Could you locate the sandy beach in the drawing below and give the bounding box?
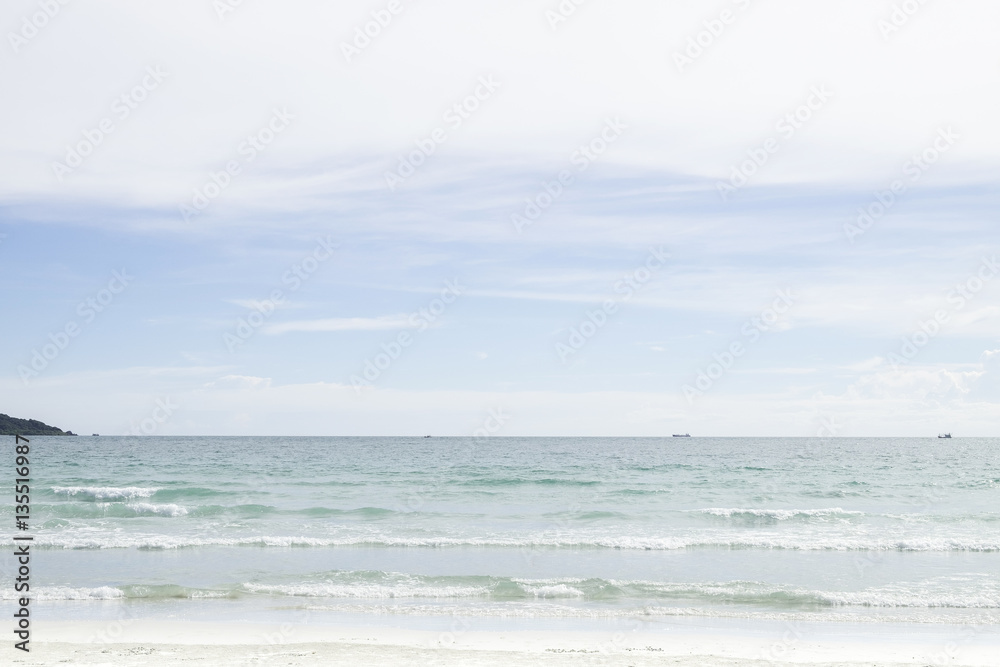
[4,620,1000,666]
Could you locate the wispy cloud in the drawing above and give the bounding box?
[842,357,885,373]
[3,1,1000,436]
[264,315,416,335]
[227,298,300,311]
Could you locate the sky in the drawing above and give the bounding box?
[1,0,998,436]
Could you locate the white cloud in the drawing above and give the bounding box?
[843,357,884,373]
[203,375,272,391]
[2,0,998,213]
[731,367,817,376]
[227,298,297,311]
[263,315,416,335]
[3,357,999,437]
[968,348,1000,401]
[4,2,1000,438]
[845,365,980,402]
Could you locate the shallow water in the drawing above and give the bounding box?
[5,436,999,627]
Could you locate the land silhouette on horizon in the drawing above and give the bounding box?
[0,412,74,436]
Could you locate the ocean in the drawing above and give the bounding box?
[5,436,1000,639]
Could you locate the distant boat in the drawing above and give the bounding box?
[423,435,431,438]
[672,433,691,438]
[92,433,99,436]
[938,433,952,439]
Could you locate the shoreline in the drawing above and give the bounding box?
[4,620,999,666]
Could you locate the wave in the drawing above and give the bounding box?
[22,500,1000,529]
[31,533,1000,552]
[52,486,159,501]
[295,506,404,519]
[5,586,125,601]
[9,575,999,610]
[694,508,866,522]
[244,581,488,599]
[519,583,586,598]
[4,501,189,519]
[149,487,230,501]
[456,477,602,487]
[0,585,232,601]
[540,510,630,521]
[126,502,188,517]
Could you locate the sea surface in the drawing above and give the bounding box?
[4,436,1000,636]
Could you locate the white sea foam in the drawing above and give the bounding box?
[243,582,488,599]
[299,602,999,626]
[259,577,1000,609]
[52,486,158,501]
[0,586,125,601]
[521,584,585,598]
[698,507,866,520]
[31,532,1000,552]
[9,575,999,613]
[127,502,188,517]
[187,591,233,599]
[820,584,1000,609]
[512,577,587,585]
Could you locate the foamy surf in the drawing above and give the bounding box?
[11,574,1000,613]
[52,486,159,500]
[126,502,188,516]
[696,507,866,520]
[23,435,1000,632]
[31,532,1000,551]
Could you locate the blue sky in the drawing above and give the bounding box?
[1,1,998,435]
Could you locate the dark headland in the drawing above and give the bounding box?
[0,413,75,436]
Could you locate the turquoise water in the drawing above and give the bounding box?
[4,436,1000,627]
